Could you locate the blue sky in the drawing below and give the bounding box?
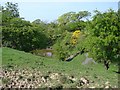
[1,1,118,22]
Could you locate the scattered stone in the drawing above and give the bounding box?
[105,85,110,88]
[105,81,110,85]
[89,86,95,88]
[77,77,89,87]
[49,73,60,80]
[2,67,114,88]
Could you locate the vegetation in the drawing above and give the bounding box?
[2,47,118,88]
[84,9,120,64]
[1,2,49,51]
[1,2,120,88]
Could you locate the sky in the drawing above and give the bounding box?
[1,0,119,22]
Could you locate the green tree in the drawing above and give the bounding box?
[5,2,19,17]
[2,2,49,51]
[57,11,90,26]
[84,9,120,69]
[57,11,90,32]
[9,18,31,27]
[2,22,49,51]
[32,19,48,33]
[2,2,19,26]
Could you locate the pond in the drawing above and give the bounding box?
[31,49,53,57]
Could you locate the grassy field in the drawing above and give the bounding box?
[2,47,119,88]
[0,47,1,55]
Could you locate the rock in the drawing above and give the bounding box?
[49,73,60,80]
[82,53,97,65]
[41,77,46,82]
[80,77,89,84]
[78,77,89,86]
[89,86,95,88]
[105,81,110,85]
[68,76,77,82]
[105,86,110,88]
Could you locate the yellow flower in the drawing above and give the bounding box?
[71,30,81,45]
[72,30,80,38]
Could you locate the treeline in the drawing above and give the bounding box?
[1,2,120,65]
[1,2,49,51]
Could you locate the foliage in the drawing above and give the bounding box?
[45,21,59,45]
[2,2,49,52]
[32,19,48,32]
[66,21,86,32]
[71,30,81,45]
[9,18,31,27]
[2,24,49,51]
[57,11,90,26]
[2,2,19,26]
[53,30,84,61]
[32,20,59,46]
[57,11,90,32]
[54,40,69,61]
[5,2,19,17]
[2,2,119,67]
[84,9,120,63]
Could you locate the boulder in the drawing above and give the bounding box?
[82,53,97,65]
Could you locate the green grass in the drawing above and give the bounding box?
[2,47,119,87]
[0,47,2,66]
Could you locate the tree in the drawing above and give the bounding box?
[5,2,19,17]
[57,11,90,26]
[2,2,19,26]
[32,19,42,24]
[2,22,49,51]
[84,9,120,69]
[57,11,90,32]
[9,18,31,27]
[2,2,49,52]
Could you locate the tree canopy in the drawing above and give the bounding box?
[84,9,120,63]
[2,2,49,51]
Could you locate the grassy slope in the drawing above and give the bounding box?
[0,47,2,65]
[2,47,118,87]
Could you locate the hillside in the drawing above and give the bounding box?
[2,47,118,88]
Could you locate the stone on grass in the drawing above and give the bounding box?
[82,53,97,65]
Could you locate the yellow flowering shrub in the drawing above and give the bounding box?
[71,30,81,45]
[72,30,80,38]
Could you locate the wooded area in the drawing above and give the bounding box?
[1,2,120,88]
[1,2,120,68]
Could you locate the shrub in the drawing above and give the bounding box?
[2,26,49,52]
[71,30,81,45]
[55,45,69,61]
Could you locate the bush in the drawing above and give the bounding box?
[2,26,49,52]
[55,44,69,61]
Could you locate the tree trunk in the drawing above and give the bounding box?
[65,48,85,61]
[104,60,110,70]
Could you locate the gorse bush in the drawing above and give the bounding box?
[53,30,83,61]
[71,30,81,45]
